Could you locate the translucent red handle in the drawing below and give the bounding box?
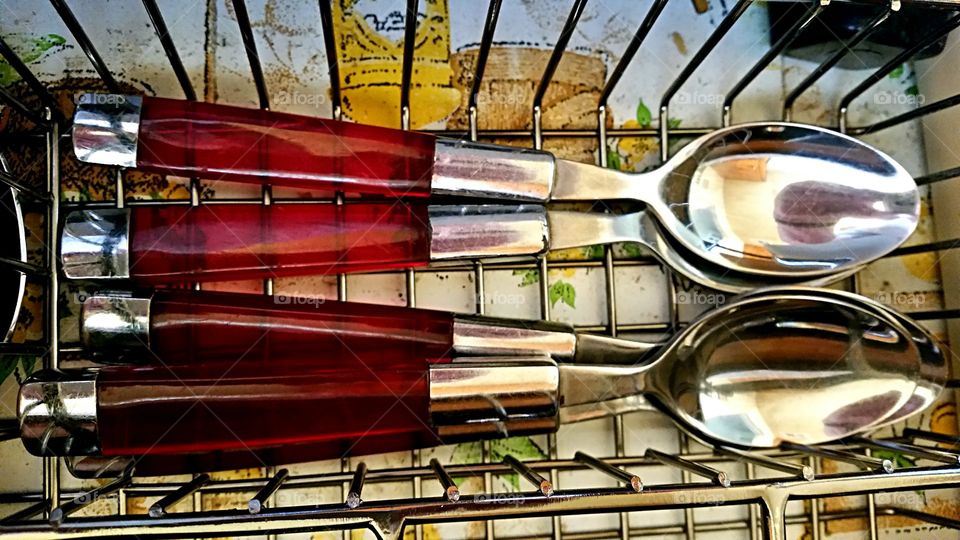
[127,202,431,283]
[146,289,454,365]
[96,361,438,456]
[136,96,436,196]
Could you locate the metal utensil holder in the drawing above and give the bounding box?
[1,1,959,539]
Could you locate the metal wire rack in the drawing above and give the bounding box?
[0,0,959,539]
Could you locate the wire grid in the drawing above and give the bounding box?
[0,0,959,539]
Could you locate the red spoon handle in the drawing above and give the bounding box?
[127,202,431,283]
[95,362,437,456]
[73,94,557,200]
[136,96,436,196]
[60,204,550,282]
[20,361,561,461]
[134,289,455,364]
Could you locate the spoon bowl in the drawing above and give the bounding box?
[654,123,919,277]
[738,286,947,428]
[546,204,864,294]
[561,292,931,447]
[638,209,862,293]
[555,123,919,279]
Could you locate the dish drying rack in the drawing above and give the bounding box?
[0,0,959,539]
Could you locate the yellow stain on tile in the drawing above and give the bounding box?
[334,0,461,128]
[548,267,577,279]
[404,524,442,539]
[616,120,659,170]
[208,468,263,481]
[900,200,941,283]
[547,247,586,261]
[930,401,957,438]
[902,251,941,282]
[670,31,688,56]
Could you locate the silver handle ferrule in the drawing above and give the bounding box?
[429,358,560,440]
[428,205,549,260]
[61,209,131,279]
[65,455,136,479]
[19,371,101,456]
[81,292,152,354]
[452,316,577,358]
[431,139,555,201]
[72,93,143,167]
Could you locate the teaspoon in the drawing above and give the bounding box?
[72,95,918,282]
[20,291,933,461]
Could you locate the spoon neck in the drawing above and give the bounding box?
[574,333,661,364]
[558,363,654,424]
[550,158,662,203]
[629,169,666,206]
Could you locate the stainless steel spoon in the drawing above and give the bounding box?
[738,286,947,429]
[559,291,927,447]
[21,292,933,460]
[556,123,919,278]
[74,95,918,282]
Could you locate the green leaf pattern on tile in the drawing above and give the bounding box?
[549,281,576,308]
[606,144,621,170]
[512,268,539,287]
[19,355,36,377]
[607,99,681,173]
[490,437,548,492]
[634,98,681,130]
[888,63,905,79]
[871,449,916,469]
[870,449,927,501]
[0,355,38,386]
[621,242,645,258]
[449,437,547,492]
[449,441,483,466]
[635,98,652,128]
[583,245,605,259]
[0,358,18,385]
[0,34,66,87]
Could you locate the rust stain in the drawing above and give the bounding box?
[670,31,688,56]
[204,0,218,102]
[447,46,612,163]
[260,0,303,37]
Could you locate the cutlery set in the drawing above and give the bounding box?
[16,93,942,475]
